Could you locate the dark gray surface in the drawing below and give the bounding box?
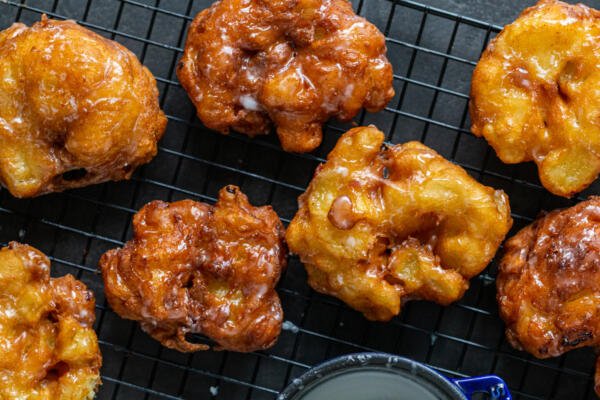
[0,1,597,400]
[419,0,600,25]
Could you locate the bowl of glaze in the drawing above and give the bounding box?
[278,353,512,400]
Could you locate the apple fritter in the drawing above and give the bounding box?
[497,197,600,396]
[100,186,286,353]
[286,126,512,321]
[471,0,600,198]
[0,17,167,198]
[177,0,394,153]
[0,242,101,399]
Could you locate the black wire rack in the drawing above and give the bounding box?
[0,0,598,399]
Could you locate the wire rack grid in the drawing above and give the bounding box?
[0,0,597,399]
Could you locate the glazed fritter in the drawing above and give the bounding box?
[497,197,600,396]
[100,186,286,353]
[177,0,394,153]
[286,126,512,321]
[0,242,101,399]
[0,17,167,198]
[471,0,600,198]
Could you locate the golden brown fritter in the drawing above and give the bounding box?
[0,242,101,400]
[497,197,600,396]
[286,126,512,321]
[177,0,394,153]
[471,0,600,198]
[0,17,167,198]
[100,186,286,353]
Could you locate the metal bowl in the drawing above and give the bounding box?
[278,353,512,400]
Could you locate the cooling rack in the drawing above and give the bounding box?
[0,0,597,399]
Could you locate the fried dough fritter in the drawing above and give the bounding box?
[497,197,600,395]
[99,186,286,353]
[177,0,394,153]
[470,0,600,198]
[286,126,512,321]
[0,242,101,399]
[0,17,167,198]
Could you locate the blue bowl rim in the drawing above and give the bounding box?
[277,352,468,400]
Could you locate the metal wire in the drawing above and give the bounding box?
[0,0,595,399]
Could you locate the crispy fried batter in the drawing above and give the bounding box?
[0,242,101,399]
[471,0,600,198]
[497,197,600,396]
[286,126,512,321]
[177,0,394,153]
[0,17,167,198]
[100,186,286,353]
